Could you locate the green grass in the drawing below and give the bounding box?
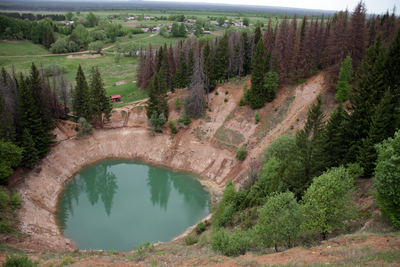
[106,82,148,108]
[214,125,245,145]
[0,40,50,57]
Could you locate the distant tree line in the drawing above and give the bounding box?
[0,12,66,21]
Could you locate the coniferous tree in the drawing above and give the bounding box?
[215,33,229,82]
[187,48,195,84]
[254,26,262,47]
[284,95,326,199]
[89,67,112,128]
[347,1,367,73]
[21,128,39,167]
[173,52,188,88]
[185,50,206,118]
[203,39,216,93]
[335,55,353,102]
[324,103,350,168]
[74,64,92,120]
[248,39,266,109]
[242,31,251,76]
[0,92,15,142]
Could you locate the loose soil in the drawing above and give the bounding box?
[2,72,398,266]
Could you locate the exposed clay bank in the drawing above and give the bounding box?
[16,127,231,250]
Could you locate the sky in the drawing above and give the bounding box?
[152,0,397,14]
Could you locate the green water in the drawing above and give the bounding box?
[56,158,210,252]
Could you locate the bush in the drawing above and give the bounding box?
[169,120,178,134]
[43,64,69,76]
[238,98,246,106]
[0,221,11,233]
[10,191,21,209]
[3,254,39,267]
[215,91,219,95]
[149,111,166,133]
[211,228,230,253]
[198,232,209,247]
[195,221,206,234]
[174,97,181,109]
[225,90,229,95]
[184,234,198,245]
[255,112,260,124]
[374,130,400,228]
[218,203,235,227]
[224,98,228,102]
[60,255,73,266]
[178,117,191,125]
[0,188,10,206]
[226,227,251,256]
[236,145,247,161]
[76,117,93,139]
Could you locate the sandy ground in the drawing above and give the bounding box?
[5,72,354,259]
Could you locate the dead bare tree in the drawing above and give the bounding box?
[185,49,206,118]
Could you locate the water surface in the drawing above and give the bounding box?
[56,158,210,252]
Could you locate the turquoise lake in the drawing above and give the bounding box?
[56,158,210,252]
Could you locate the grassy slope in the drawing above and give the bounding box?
[0,41,50,57]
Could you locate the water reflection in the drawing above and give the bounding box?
[56,159,210,251]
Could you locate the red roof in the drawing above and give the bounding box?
[111,95,121,99]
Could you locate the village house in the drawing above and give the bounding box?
[110,95,121,102]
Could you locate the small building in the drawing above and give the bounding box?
[203,31,211,34]
[141,28,151,33]
[128,16,135,20]
[110,95,121,102]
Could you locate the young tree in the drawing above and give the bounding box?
[178,22,187,37]
[335,55,353,102]
[302,166,355,240]
[374,130,400,228]
[0,138,23,185]
[171,21,179,37]
[254,191,301,251]
[89,67,112,128]
[20,128,39,167]
[248,39,265,109]
[284,95,326,199]
[74,65,92,120]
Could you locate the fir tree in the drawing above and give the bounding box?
[284,95,326,199]
[74,64,92,120]
[248,39,266,109]
[21,128,39,167]
[254,26,262,46]
[0,92,15,143]
[335,55,353,102]
[203,39,216,93]
[173,52,188,89]
[324,103,350,168]
[89,67,112,128]
[187,48,195,85]
[215,33,229,82]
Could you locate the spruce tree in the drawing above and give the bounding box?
[248,39,266,109]
[89,67,112,128]
[21,128,39,167]
[215,33,229,82]
[335,55,353,102]
[0,92,15,143]
[284,95,326,199]
[254,26,262,46]
[203,39,216,92]
[324,103,350,168]
[187,48,195,85]
[173,52,187,89]
[74,65,92,120]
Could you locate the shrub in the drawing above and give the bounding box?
[76,117,93,139]
[195,221,206,235]
[43,64,69,76]
[169,120,178,134]
[174,97,181,109]
[255,112,260,124]
[198,232,209,247]
[3,254,39,267]
[236,145,247,161]
[238,98,246,106]
[178,117,191,125]
[184,234,198,245]
[0,188,10,206]
[149,111,166,133]
[133,241,154,257]
[374,130,400,228]
[224,98,228,102]
[60,255,73,266]
[211,228,230,253]
[10,191,21,209]
[0,221,11,233]
[215,91,219,95]
[225,90,229,95]
[218,203,235,227]
[226,227,251,256]
[109,250,118,255]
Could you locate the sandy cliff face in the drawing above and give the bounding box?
[16,73,330,250]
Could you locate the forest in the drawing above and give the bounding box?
[0,0,400,263]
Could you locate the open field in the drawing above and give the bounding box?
[0,40,51,57]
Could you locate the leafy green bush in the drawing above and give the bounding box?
[211,228,230,253]
[175,97,181,109]
[76,117,93,139]
[178,117,191,125]
[0,221,11,233]
[10,191,21,209]
[109,250,118,255]
[225,90,229,95]
[224,98,228,102]
[374,130,400,228]
[226,227,251,256]
[218,203,235,227]
[133,241,154,257]
[43,64,69,76]
[169,120,178,134]
[59,255,73,266]
[195,221,206,234]
[236,145,247,161]
[149,111,167,133]
[0,188,10,206]
[198,232,209,247]
[238,98,246,106]
[3,254,39,267]
[215,91,219,95]
[184,234,198,245]
[255,112,260,124]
